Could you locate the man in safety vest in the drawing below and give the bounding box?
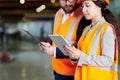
[38,0,91,80]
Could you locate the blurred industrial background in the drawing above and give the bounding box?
[0,0,120,80]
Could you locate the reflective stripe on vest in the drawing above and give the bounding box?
[54,9,62,27]
[90,22,117,71]
[66,11,82,44]
[90,22,106,55]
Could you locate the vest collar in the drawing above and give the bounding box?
[90,17,106,30]
[61,9,73,16]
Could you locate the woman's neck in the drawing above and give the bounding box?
[91,15,102,27]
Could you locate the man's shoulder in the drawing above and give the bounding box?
[56,8,63,14]
[55,8,63,16]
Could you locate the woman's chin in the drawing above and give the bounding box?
[85,16,91,20]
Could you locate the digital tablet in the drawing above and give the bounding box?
[24,29,45,46]
[48,35,70,55]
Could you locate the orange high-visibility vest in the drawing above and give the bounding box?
[52,7,83,76]
[75,21,118,80]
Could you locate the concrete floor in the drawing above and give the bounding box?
[0,39,120,80]
[0,39,54,80]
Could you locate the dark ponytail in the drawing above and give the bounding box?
[94,0,119,29]
[102,9,119,29]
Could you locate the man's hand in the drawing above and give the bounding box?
[38,42,54,56]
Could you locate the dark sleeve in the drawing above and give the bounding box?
[56,47,69,58]
[56,17,91,58]
[76,17,91,42]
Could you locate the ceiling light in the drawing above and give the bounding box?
[51,0,55,3]
[36,5,46,13]
[20,0,25,4]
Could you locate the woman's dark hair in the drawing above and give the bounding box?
[94,0,119,29]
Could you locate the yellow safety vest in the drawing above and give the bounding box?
[52,7,83,76]
[75,22,118,80]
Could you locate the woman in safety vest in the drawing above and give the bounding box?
[64,0,119,80]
